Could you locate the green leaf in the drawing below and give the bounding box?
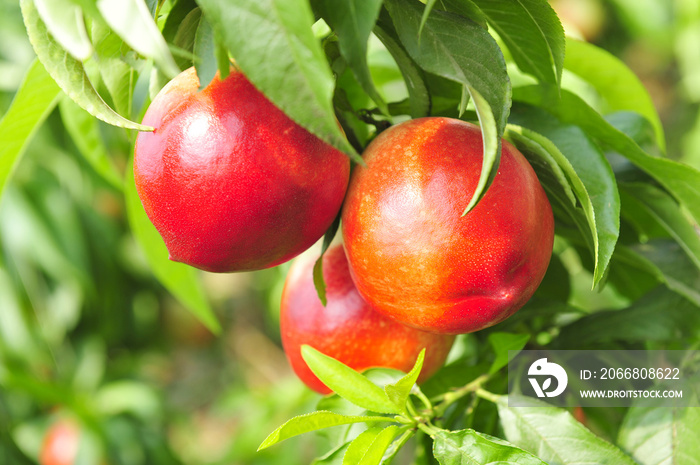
[171,8,202,71]
[258,411,390,450]
[373,20,430,118]
[90,21,136,118]
[342,425,400,465]
[197,0,358,161]
[194,15,218,90]
[313,213,341,306]
[618,403,700,465]
[433,429,548,465]
[471,0,565,87]
[620,183,700,272]
[508,104,620,285]
[620,240,700,308]
[513,86,700,228]
[301,346,399,414]
[556,287,700,346]
[564,38,665,151]
[434,0,488,29]
[58,97,123,189]
[96,0,180,78]
[124,159,220,334]
[21,0,152,131]
[34,0,93,60]
[384,349,425,414]
[488,332,530,375]
[384,0,510,214]
[314,0,386,114]
[0,59,60,199]
[496,395,638,465]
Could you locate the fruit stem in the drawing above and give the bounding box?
[475,388,500,403]
[415,421,442,439]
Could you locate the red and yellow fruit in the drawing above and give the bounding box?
[40,420,80,465]
[280,244,455,394]
[134,68,350,272]
[342,117,554,334]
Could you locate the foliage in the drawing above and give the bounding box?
[0,0,699,463]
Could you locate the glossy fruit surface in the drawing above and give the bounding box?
[342,117,554,334]
[134,68,350,272]
[40,420,80,465]
[280,244,455,394]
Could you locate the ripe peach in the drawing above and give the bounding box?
[342,118,554,334]
[134,68,350,272]
[280,244,455,394]
[39,420,80,465]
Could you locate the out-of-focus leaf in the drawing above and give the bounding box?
[384,349,425,414]
[514,87,700,227]
[21,0,151,131]
[301,346,399,414]
[0,59,60,198]
[618,240,700,307]
[34,0,92,60]
[124,159,220,334]
[508,105,620,286]
[313,213,341,305]
[433,429,547,465]
[194,15,217,90]
[618,402,700,465]
[258,411,390,450]
[384,0,510,214]
[556,287,700,346]
[342,425,399,465]
[620,183,700,271]
[197,0,358,160]
[90,21,135,118]
[564,38,665,150]
[96,0,180,78]
[373,19,430,118]
[497,395,638,465]
[172,7,201,70]
[488,333,530,375]
[58,97,123,189]
[96,381,161,420]
[314,0,386,113]
[471,0,565,87]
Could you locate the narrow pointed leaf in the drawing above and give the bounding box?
[385,0,510,213]
[620,183,700,271]
[343,425,399,465]
[514,86,700,227]
[384,349,425,413]
[564,38,665,150]
[471,0,564,87]
[433,429,548,465]
[59,97,123,189]
[313,213,341,305]
[0,59,60,199]
[96,0,180,78]
[497,395,638,465]
[258,411,390,450]
[125,160,220,334]
[488,333,530,375]
[314,0,386,113]
[21,0,152,131]
[301,346,399,414]
[508,104,620,285]
[34,0,93,60]
[197,0,358,161]
[194,16,218,90]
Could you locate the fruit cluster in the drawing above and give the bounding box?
[134,68,554,393]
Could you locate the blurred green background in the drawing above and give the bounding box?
[0,0,699,464]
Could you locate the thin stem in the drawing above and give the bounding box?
[413,386,433,412]
[415,421,441,438]
[382,428,415,465]
[475,388,500,403]
[433,374,490,418]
